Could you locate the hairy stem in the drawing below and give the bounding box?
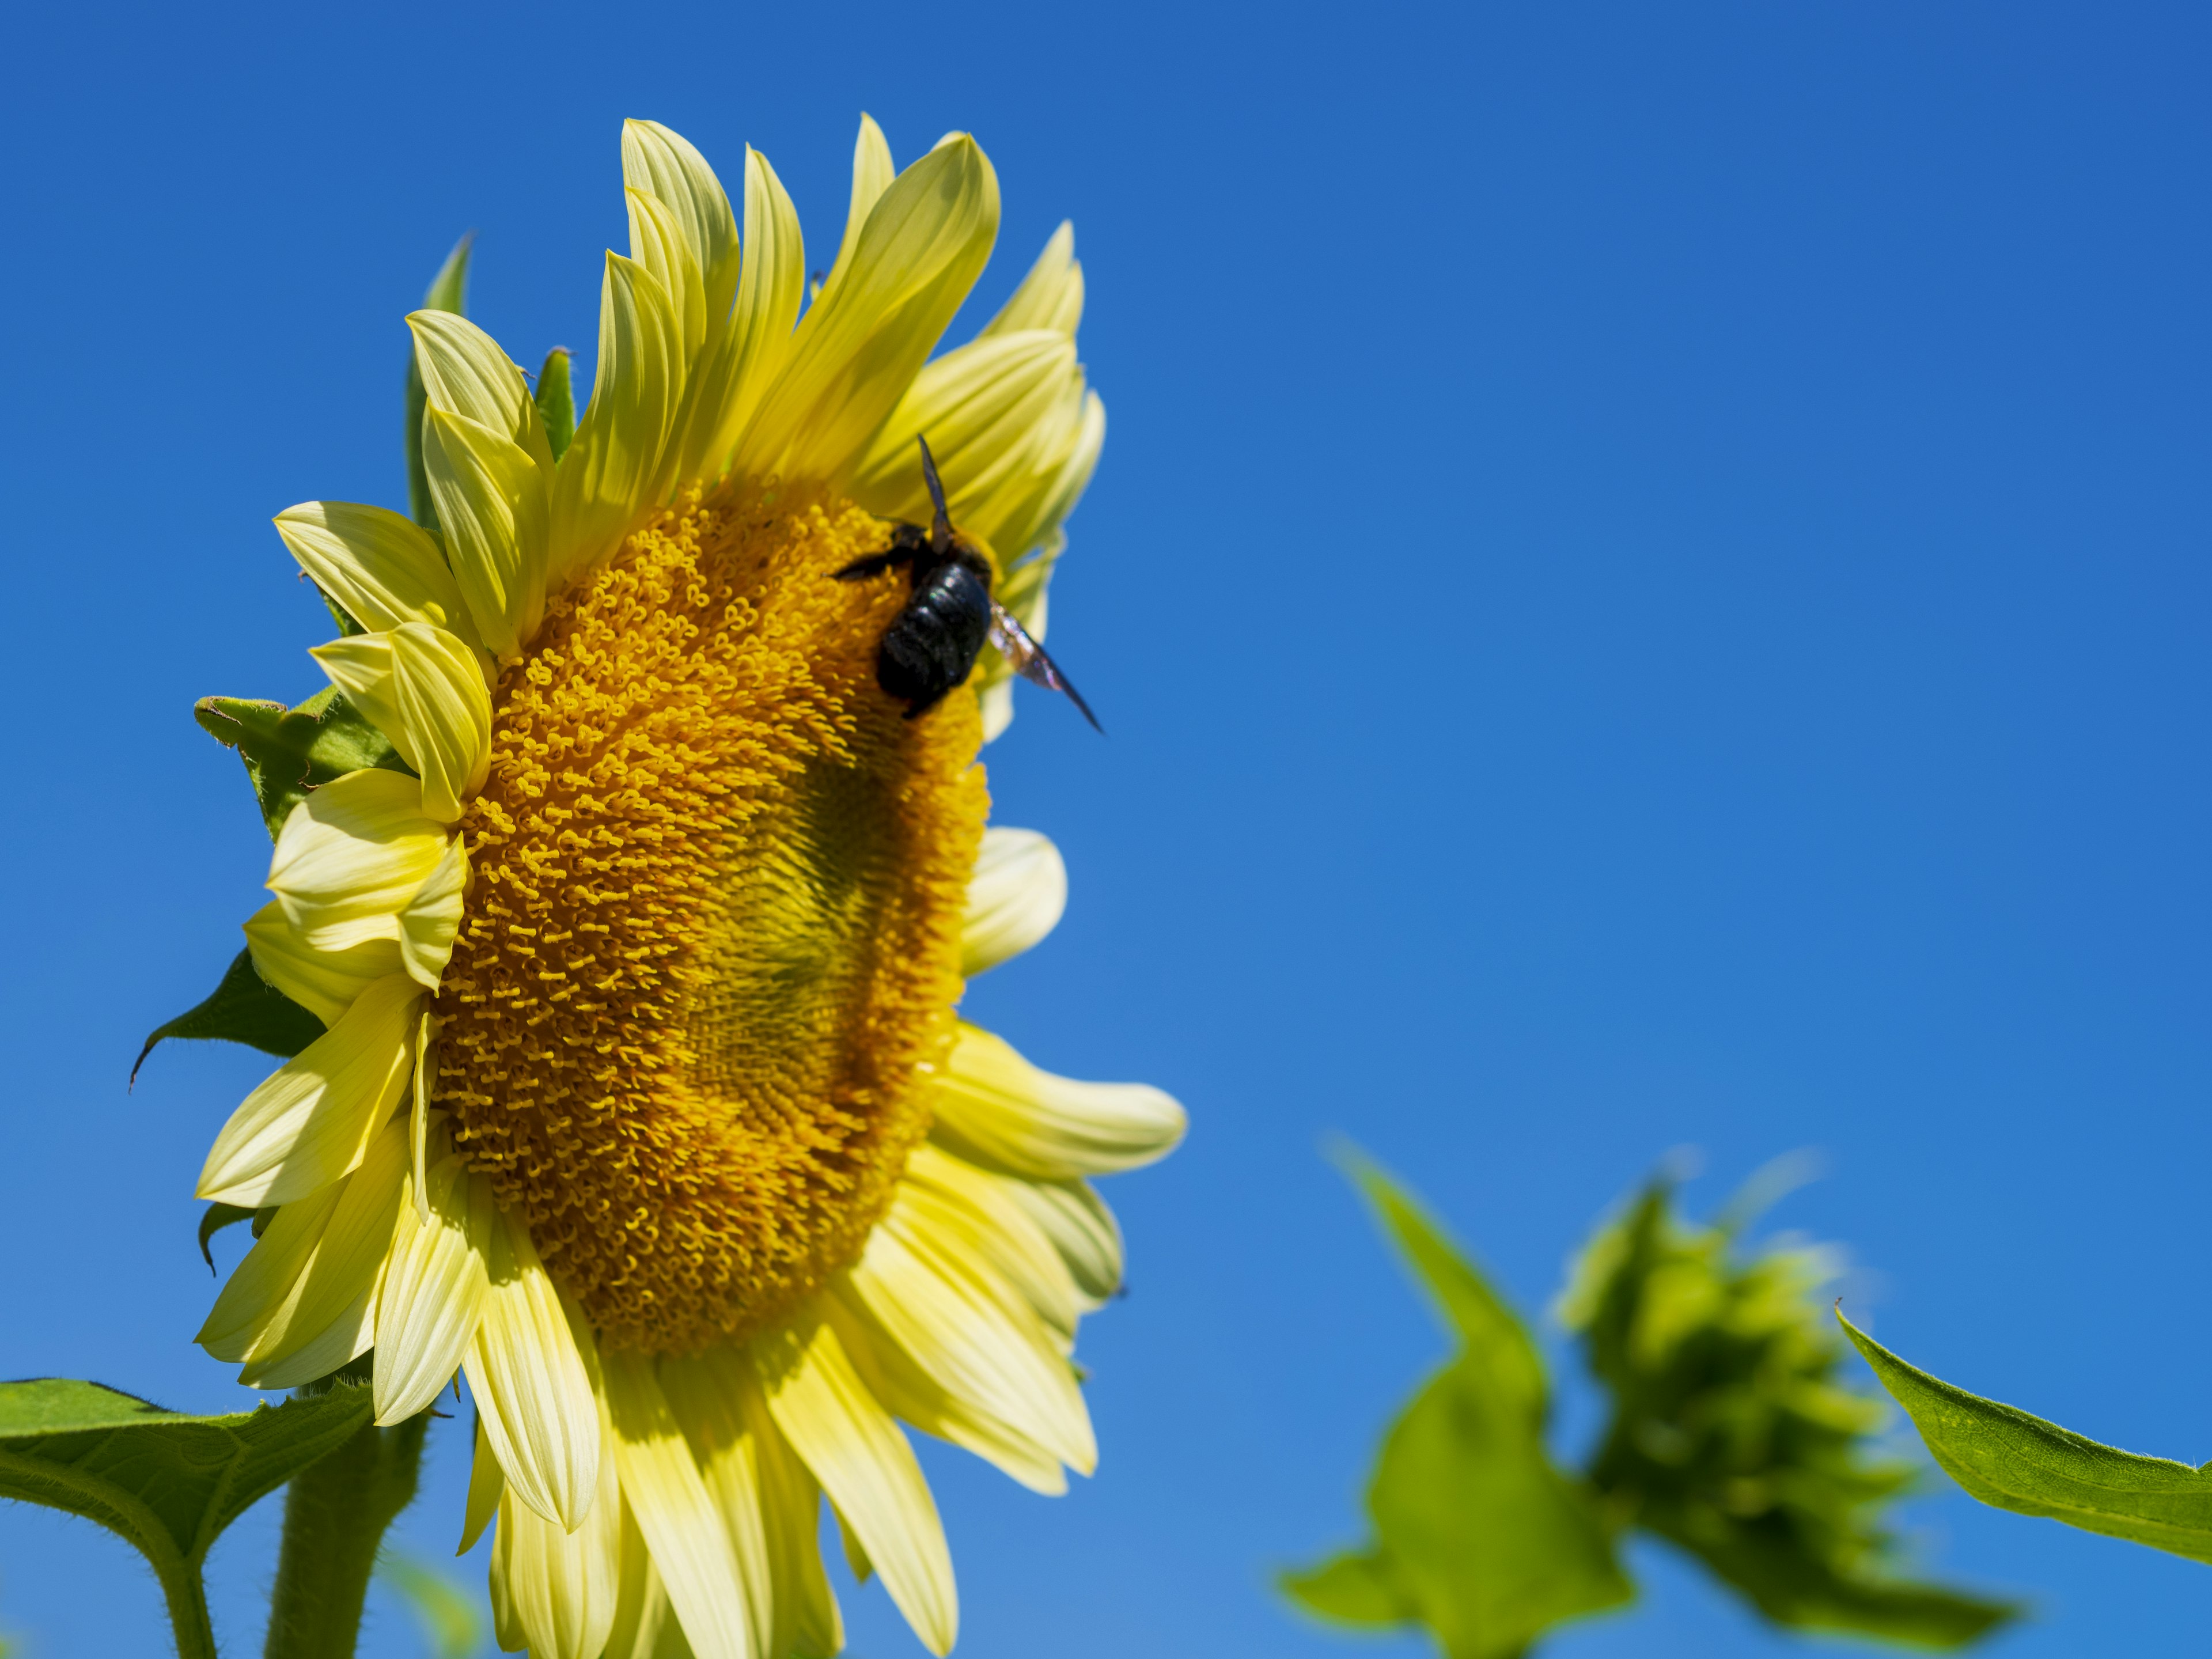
[157,1558,219,1659]
[262,1411,429,1659]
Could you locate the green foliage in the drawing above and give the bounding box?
[406,234,473,532]
[264,1414,430,1659]
[1284,1160,1631,1659]
[0,1379,374,1658]
[1842,1311,2212,1562]
[377,1548,486,1659]
[134,949,323,1086]
[1290,1157,2013,1658]
[195,685,404,840]
[1560,1185,2016,1648]
[195,1202,272,1272]
[533,346,575,461]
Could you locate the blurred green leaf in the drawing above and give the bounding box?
[377,1547,484,1659]
[0,1380,373,1659]
[533,346,575,461]
[406,233,473,531]
[134,949,323,1086]
[1284,1156,1631,1659]
[1561,1185,2016,1649]
[1842,1310,2212,1563]
[195,684,405,840]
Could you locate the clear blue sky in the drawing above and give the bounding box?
[2,2,2208,1654]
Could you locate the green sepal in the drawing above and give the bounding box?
[0,1379,375,1659]
[405,233,474,532]
[1283,1154,1631,1659]
[194,684,405,840]
[135,949,324,1088]
[1842,1309,2212,1564]
[534,347,575,461]
[196,1204,256,1272]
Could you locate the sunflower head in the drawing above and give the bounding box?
[178,113,1178,1659]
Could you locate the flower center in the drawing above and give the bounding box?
[432,483,988,1353]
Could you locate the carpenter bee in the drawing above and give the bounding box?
[834,437,1101,731]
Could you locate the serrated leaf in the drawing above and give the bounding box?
[195,684,405,840]
[533,347,575,462]
[407,234,474,532]
[1842,1309,2212,1564]
[1285,1157,1630,1659]
[0,1378,374,1654]
[135,949,324,1086]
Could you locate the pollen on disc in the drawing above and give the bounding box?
[431,482,990,1354]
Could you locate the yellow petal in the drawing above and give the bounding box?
[410,1013,438,1227]
[197,972,421,1207]
[828,113,895,289]
[548,253,681,589]
[238,1112,411,1385]
[691,147,805,482]
[374,1151,494,1423]
[960,827,1067,978]
[927,1025,1185,1181]
[407,310,554,469]
[901,1145,1081,1338]
[736,135,999,486]
[979,221,1084,338]
[197,1180,346,1361]
[272,501,474,641]
[243,900,401,1029]
[622,120,740,324]
[754,1313,956,1656]
[465,1209,602,1531]
[658,1349,774,1659]
[460,1411,505,1555]
[266,768,446,952]
[977,386,1104,569]
[487,1402,622,1659]
[627,187,707,362]
[850,330,1078,527]
[602,1350,749,1659]
[598,1502,673,1659]
[423,406,550,659]
[1002,1175,1123,1308]
[392,622,493,821]
[397,833,468,989]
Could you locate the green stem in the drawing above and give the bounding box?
[156,1558,219,1659]
[262,1411,429,1659]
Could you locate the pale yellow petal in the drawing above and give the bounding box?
[397,834,468,989]
[423,406,549,659]
[829,113,895,287]
[979,221,1083,338]
[927,1024,1185,1181]
[627,187,707,362]
[658,1349,774,1659]
[598,1501,673,1659]
[603,1350,749,1659]
[622,120,740,323]
[976,387,1104,567]
[548,253,681,590]
[374,1151,493,1423]
[238,1112,411,1383]
[460,1411,505,1555]
[272,501,474,641]
[407,309,554,469]
[901,1145,1081,1338]
[487,1402,622,1659]
[197,1181,345,1361]
[736,135,999,486]
[196,972,421,1207]
[391,622,493,821]
[1002,1175,1123,1308]
[960,827,1067,978]
[741,1363,841,1659]
[754,1313,956,1656]
[410,1014,437,1226]
[464,1208,601,1531]
[243,900,400,1029]
[266,768,446,952]
[849,331,1077,527]
[690,148,805,483]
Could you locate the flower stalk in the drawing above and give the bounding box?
[261,1411,429,1659]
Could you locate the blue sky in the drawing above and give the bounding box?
[3,1,2210,1654]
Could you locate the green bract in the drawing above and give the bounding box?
[1843,1311,2212,1562]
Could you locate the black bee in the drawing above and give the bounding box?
[835,437,1101,731]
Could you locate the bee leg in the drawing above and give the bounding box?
[833,551,900,581]
[835,521,929,582]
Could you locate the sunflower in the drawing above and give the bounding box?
[190,116,1183,1659]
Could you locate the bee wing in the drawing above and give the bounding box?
[988,601,1103,733]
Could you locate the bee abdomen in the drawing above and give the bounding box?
[878,562,993,714]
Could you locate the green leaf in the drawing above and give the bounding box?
[406,233,474,532]
[195,684,404,840]
[1842,1309,2212,1564]
[135,949,324,1086]
[1284,1156,1631,1659]
[0,1378,375,1659]
[376,1548,485,1659]
[1562,1184,2016,1649]
[195,1203,262,1273]
[533,347,575,462]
